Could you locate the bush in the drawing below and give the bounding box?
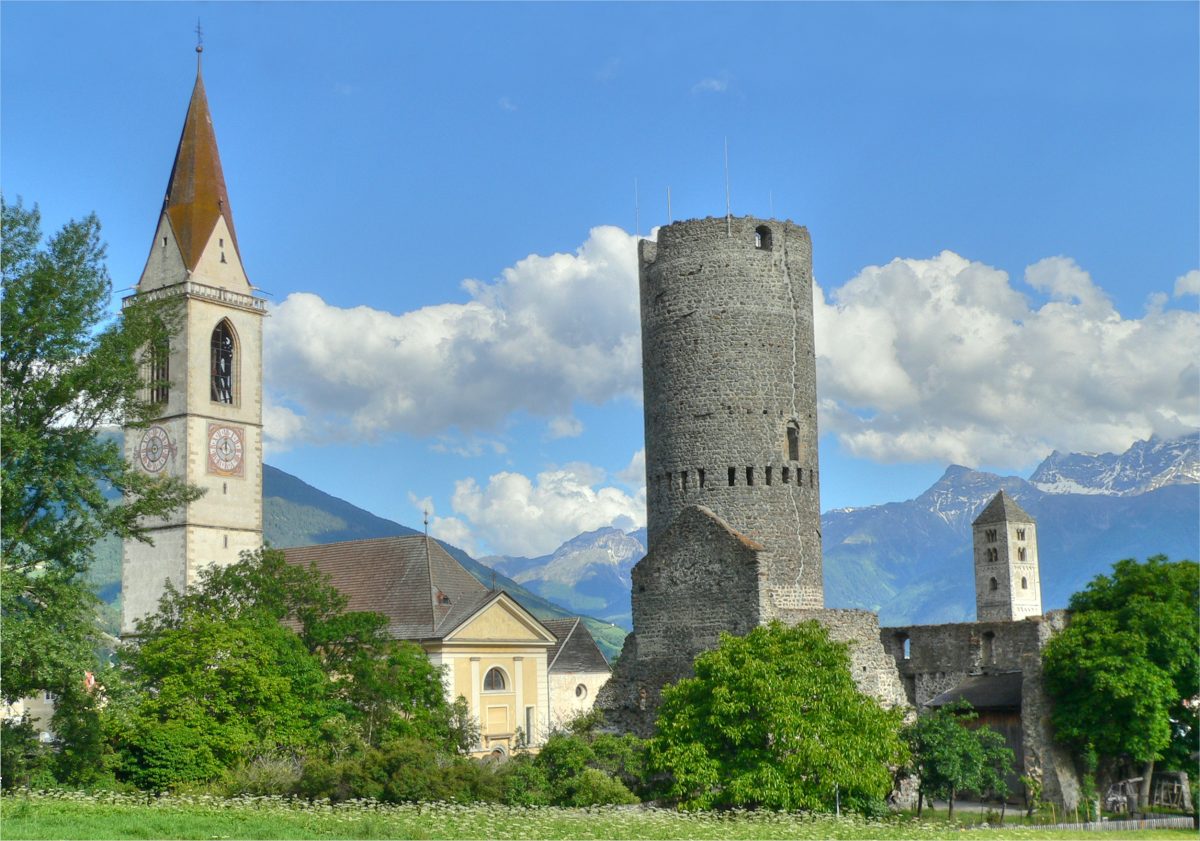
[499,756,550,806]
[118,720,222,791]
[222,754,304,796]
[0,717,53,790]
[533,731,641,806]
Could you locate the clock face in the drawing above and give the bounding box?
[138,425,174,473]
[207,423,245,476]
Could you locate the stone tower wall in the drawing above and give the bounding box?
[640,216,823,613]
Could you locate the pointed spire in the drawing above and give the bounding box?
[973,490,1034,526]
[162,60,240,272]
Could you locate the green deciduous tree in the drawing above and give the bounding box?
[906,701,1014,818]
[115,548,475,790]
[1,197,200,705]
[1042,555,1199,805]
[649,620,909,812]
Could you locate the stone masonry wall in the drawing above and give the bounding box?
[596,505,764,736]
[882,612,1081,809]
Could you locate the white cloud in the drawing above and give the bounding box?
[691,77,729,95]
[615,448,645,488]
[546,415,584,439]
[814,251,1200,465]
[265,226,641,446]
[447,461,646,557]
[1175,269,1200,297]
[498,96,517,112]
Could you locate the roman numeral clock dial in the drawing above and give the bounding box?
[207,423,245,476]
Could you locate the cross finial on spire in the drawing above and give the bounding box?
[423,508,430,536]
[195,19,204,67]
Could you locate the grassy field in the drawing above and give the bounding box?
[2,791,1195,841]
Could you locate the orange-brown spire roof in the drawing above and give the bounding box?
[163,66,240,271]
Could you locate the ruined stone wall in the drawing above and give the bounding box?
[640,217,822,612]
[882,612,1081,809]
[596,505,765,736]
[782,608,910,710]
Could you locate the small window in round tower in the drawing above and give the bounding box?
[755,225,772,250]
[787,422,800,462]
[989,577,998,591]
[1021,576,1028,589]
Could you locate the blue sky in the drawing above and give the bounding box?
[3,2,1197,558]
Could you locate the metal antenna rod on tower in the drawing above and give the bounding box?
[724,137,732,236]
[634,177,641,239]
[423,507,429,537]
[667,186,672,223]
[769,190,774,219]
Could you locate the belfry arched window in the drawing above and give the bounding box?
[210,320,237,404]
[148,331,170,405]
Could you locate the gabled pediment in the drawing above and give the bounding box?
[444,592,556,645]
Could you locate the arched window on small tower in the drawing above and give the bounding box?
[787,422,800,462]
[1021,576,1028,590]
[989,577,998,591]
[755,225,772,250]
[210,320,237,404]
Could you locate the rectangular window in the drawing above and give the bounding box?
[782,467,790,484]
[728,467,736,486]
[681,471,688,491]
[765,466,773,486]
[698,468,705,488]
[746,467,754,486]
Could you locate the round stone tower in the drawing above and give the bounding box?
[639,215,823,612]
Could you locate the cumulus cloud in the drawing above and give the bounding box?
[1175,269,1200,298]
[444,460,647,557]
[814,251,1200,465]
[264,226,641,447]
[546,415,584,439]
[691,77,729,94]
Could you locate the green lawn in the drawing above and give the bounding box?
[1,791,1194,840]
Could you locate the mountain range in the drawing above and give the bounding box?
[488,434,1199,629]
[91,433,1197,654]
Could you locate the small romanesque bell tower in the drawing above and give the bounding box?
[972,491,1043,621]
[121,49,265,635]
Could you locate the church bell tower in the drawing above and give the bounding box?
[121,49,265,634]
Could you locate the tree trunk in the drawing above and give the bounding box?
[1000,799,1006,825]
[948,786,956,818]
[1138,760,1154,810]
[917,786,924,817]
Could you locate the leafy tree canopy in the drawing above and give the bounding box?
[118,547,472,790]
[649,620,908,812]
[1043,555,1199,771]
[906,701,1013,817]
[1,197,200,703]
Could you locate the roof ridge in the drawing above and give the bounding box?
[547,617,579,672]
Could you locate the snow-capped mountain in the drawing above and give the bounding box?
[484,527,646,629]
[500,433,1199,631]
[1029,433,1199,496]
